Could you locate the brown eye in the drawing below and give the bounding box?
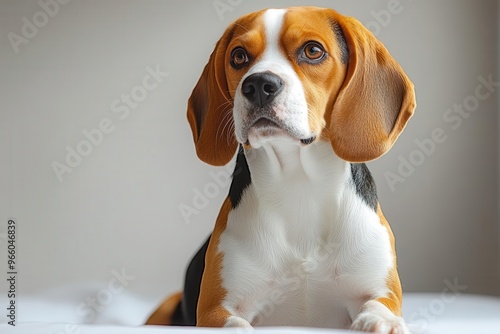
[230,47,249,69]
[305,44,323,59]
[299,41,327,63]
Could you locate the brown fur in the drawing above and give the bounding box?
[196,198,232,326]
[376,204,403,316]
[145,291,182,325]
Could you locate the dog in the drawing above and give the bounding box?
[147,6,416,333]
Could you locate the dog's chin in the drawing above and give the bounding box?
[246,128,292,149]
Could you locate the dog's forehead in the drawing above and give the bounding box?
[230,7,336,51]
[282,6,336,33]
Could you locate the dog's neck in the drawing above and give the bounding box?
[241,140,351,234]
[231,139,352,248]
[245,139,348,187]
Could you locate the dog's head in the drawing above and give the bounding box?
[187,6,416,165]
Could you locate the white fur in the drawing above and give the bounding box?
[220,8,404,330]
[220,140,394,328]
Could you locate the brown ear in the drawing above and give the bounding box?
[187,26,238,166]
[329,12,416,162]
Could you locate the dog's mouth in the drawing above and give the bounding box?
[244,117,316,147]
[299,136,316,145]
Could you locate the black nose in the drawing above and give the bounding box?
[241,72,283,108]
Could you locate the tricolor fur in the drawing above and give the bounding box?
[147,6,416,333]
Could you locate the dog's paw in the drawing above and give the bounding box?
[351,312,409,333]
[224,315,253,329]
[350,301,410,334]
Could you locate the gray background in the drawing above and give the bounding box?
[0,0,498,310]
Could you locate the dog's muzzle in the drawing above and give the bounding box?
[238,71,316,147]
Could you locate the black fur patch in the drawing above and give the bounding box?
[170,236,210,326]
[331,22,349,64]
[350,163,378,211]
[229,145,252,208]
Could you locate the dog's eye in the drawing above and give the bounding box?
[230,47,250,69]
[299,41,327,63]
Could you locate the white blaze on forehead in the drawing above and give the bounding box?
[263,9,286,57]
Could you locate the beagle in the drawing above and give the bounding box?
[147,6,416,333]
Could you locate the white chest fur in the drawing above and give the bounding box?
[218,140,394,328]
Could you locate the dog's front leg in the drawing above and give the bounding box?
[196,263,253,328]
[196,200,253,328]
[350,299,409,334]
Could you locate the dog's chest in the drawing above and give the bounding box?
[217,142,393,327]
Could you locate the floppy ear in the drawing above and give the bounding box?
[187,26,238,166]
[328,12,416,162]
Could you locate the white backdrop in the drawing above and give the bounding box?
[0,0,498,313]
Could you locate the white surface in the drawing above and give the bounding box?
[1,288,500,333]
[0,0,498,302]
[0,325,364,334]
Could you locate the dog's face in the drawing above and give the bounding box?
[229,8,347,150]
[187,6,416,165]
